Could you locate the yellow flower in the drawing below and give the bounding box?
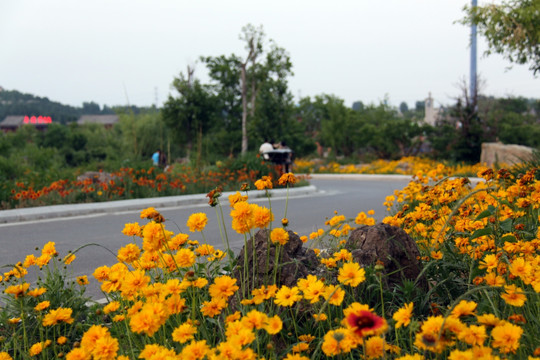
[175,248,196,268]
[34,301,50,312]
[57,336,68,345]
[241,309,268,330]
[337,262,366,287]
[323,284,345,306]
[122,222,141,236]
[448,349,474,360]
[265,315,283,335]
[26,287,47,297]
[321,328,356,356]
[103,301,120,314]
[63,253,76,264]
[200,297,227,317]
[4,283,30,298]
[291,342,310,353]
[0,352,14,360]
[65,348,91,360]
[491,322,523,354]
[29,341,50,356]
[42,307,74,326]
[208,275,239,300]
[230,201,254,234]
[140,207,159,219]
[117,243,141,263]
[450,300,477,318]
[254,176,273,190]
[274,286,301,307]
[179,340,210,360]
[313,313,328,321]
[457,324,486,346]
[501,284,527,307]
[92,335,119,360]
[77,275,89,286]
[187,212,208,232]
[172,322,197,344]
[393,302,413,328]
[252,204,274,228]
[228,191,248,207]
[364,336,385,359]
[270,227,289,245]
[195,244,215,256]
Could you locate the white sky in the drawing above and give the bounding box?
[0,0,537,110]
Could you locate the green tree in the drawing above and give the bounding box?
[462,0,540,74]
[162,67,217,165]
[200,54,243,157]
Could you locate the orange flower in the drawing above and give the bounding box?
[278,172,297,186]
[254,176,273,190]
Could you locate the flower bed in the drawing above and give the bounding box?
[1,169,539,359]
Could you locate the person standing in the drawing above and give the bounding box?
[159,150,168,169]
[152,149,160,166]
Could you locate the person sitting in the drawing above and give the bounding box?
[280,141,293,173]
[259,139,274,160]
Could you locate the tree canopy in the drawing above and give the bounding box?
[462,0,540,74]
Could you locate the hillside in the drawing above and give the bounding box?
[0,88,122,124]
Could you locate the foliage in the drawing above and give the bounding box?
[3,157,288,210]
[1,168,540,359]
[462,0,540,74]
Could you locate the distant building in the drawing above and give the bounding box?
[424,92,440,126]
[0,115,52,132]
[77,115,119,129]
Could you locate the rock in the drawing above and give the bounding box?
[76,171,115,184]
[232,229,319,293]
[345,223,426,289]
[480,142,534,167]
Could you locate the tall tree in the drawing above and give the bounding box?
[462,0,540,74]
[239,24,265,154]
[162,67,217,164]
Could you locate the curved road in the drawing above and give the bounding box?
[0,176,412,299]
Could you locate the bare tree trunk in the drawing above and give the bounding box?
[241,64,248,154]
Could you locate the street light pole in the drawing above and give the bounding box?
[470,0,478,104]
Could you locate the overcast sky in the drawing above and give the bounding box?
[0,0,537,110]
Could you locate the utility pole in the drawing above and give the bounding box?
[470,0,478,105]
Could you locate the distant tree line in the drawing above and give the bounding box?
[0,89,153,124]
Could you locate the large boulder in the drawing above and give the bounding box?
[480,142,533,166]
[232,229,319,292]
[345,223,426,289]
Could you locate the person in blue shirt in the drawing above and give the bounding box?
[152,149,161,166]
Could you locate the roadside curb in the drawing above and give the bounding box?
[0,173,483,224]
[0,185,318,224]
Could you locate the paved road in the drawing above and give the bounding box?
[0,175,412,299]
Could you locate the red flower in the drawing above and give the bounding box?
[346,310,384,337]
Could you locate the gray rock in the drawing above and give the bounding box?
[232,229,319,293]
[346,223,426,289]
[480,142,533,166]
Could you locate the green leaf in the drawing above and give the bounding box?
[470,227,493,240]
[475,205,496,221]
[499,218,514,233]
